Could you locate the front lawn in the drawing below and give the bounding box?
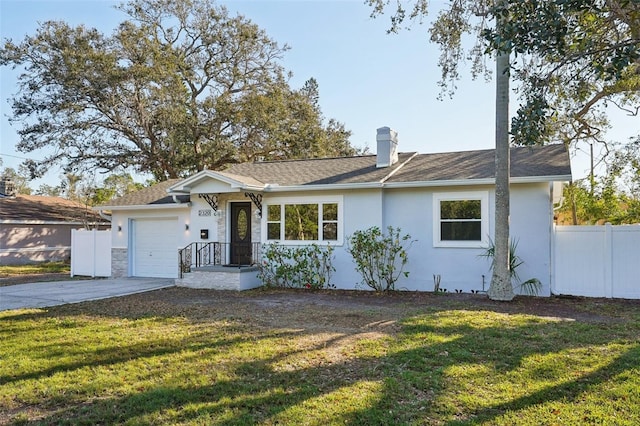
[0,261,70,277]
[0,262,76,287]
[1,288,638,425]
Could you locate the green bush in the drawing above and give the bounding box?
[347,226,414,292]
[258,243,335,289]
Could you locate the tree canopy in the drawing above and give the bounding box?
[0,165,32,195]
[368,0,639,150]
[1,0,357,182]
[88,173,147,206]
[485,0,640,147]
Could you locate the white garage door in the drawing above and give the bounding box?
[133,218,178,278]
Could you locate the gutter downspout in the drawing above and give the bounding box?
[98,209,112,222]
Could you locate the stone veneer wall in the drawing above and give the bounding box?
[111,248,128,278]
[176,267,261,290]
[251,201,261,246]
[216,194,229,242]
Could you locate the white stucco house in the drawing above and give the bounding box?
[96,127,572,294]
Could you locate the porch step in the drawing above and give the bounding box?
[192,265,258,272]
[176,266,261,291]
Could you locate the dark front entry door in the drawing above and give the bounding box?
[230,202,252,265]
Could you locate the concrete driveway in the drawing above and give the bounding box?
[0,278,175,311]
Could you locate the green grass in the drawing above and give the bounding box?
[0,261,70,276]
[1,294,639,425]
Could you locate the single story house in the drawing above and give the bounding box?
[96,127,572,294]
[0,180,109,265]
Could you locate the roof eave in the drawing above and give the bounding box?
[383,174,572,189]
[168,170,266,193]
[169,183,266,194]
[511,174,572,184]
[93,203,191,211]
[94,174,573,208]
[239,175,572,193]
[243,184,267,192]
[383,178,495,189]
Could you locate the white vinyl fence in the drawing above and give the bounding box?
[553,224,640,299]
[71,229,111,277]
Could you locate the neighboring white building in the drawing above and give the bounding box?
[96,127,572,294]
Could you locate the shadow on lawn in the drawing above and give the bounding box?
[0,327,304,387]
[5,296,640,425]
[461,344,640,425]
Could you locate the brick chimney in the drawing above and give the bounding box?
[376,127,398,168]
[0,177,16,197]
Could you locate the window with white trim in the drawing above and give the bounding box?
[264,196,342,244]
[433,192,489,247]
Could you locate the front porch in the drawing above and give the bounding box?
[177,242,262,290]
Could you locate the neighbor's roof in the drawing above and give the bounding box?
[98,144,571,208]
[0,194,106,222]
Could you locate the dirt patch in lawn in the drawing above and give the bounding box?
[57,287,640,330]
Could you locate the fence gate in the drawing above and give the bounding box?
[553,224,640,299]
[71,229,111,277]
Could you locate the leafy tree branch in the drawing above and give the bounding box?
[1,0,357,181]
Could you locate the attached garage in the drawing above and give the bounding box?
[132,218,179,278]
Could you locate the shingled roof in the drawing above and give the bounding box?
[99,144,571,208]
[386,144,571,184]
[0,194,106,222]
[223,144,571,186]
[225,152,418,186]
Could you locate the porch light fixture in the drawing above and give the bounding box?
[118,225,122,232]
[185,224,190,231]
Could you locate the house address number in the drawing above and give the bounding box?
[198,209,212,217]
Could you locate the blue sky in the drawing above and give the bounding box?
[1,0,634,187]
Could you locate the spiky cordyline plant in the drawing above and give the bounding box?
[480,237,542,296]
